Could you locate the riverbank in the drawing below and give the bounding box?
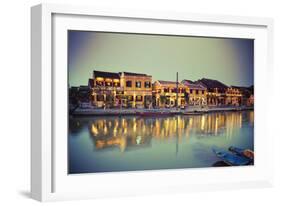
[71,105,254,116]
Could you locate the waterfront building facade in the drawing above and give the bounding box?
[181,80,207,106]
[120,72,152,108]
[153,80,186,108]
[195,78,242,106]
[232,85,254,106]
[80,70,250,109]
[195,78,228,106]
[89,70,153,108]
[225,87,243,106]
[89,70,122,108]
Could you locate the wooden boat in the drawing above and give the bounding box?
[229,146,254,160]
[212,148,252,166]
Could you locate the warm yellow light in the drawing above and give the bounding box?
[91,124,98,136]
[201,116,205,131]
[119,137,127,152]
[96,77,104,81]
[95,140,105,149]
[105,78,112,82]
[103,126,108,135]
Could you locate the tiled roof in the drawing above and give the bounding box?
[120,72,151,77]
[93,70,120,79]
[158,80,177,84]
[232,85,253,91]
[182,79,206,90]
[182,79,195,84]
[156,80,184,87]
[231,85,254,96]
[196,78,228,89]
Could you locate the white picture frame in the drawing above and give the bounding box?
[31,3,274,202]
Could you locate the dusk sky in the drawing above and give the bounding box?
[68,31,254,87]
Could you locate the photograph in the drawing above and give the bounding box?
[67,30,254,174]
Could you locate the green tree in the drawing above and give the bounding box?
[160,95,167,107]
[184,91,189,105]
[105,94,114,108]
[144,95,152,108]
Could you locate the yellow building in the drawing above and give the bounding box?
[181,80,207,106]
[89,70,153,108]
[196,78,242,106]
[153,80,186,108]
[89,70,122,108]
[231,86,254,106]
[225,87,243,106]
[120,72,152,108]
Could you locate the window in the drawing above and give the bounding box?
[136,95,143,102]
[179,88,182,93]
[172,88,177,93]
[126,81,132,87]
[96,81,104,86]
[127,95,134,101]
[116,91,124,95]
[190,89,193,94]
[97,95,104,101]
[105,81,112,87]
[113,82,120,87]
[144,81,151,88]
[164,88,169,93]
[196,90,199,94]
[136,81,142,88]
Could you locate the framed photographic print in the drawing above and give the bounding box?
[31,3,274,201]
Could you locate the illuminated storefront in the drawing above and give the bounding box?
[120,72,152,108]
[89,70,152,108]
[195,78,242,106]
[89,70,122,108]
[181,80,207,106]
[153,80,186,108]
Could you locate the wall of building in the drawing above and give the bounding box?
[120,74,152,108]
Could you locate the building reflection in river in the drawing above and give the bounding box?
[69,111,254,152]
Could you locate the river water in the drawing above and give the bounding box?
[68,111,254,174]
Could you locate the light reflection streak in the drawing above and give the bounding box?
[75,111,253,152]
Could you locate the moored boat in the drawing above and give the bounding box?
[229,146,254,160]
[212,147,252,166]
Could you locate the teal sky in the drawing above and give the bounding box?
[68,31,254,87]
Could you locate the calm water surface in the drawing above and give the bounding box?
[68,111,254,174]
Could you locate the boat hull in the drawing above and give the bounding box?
[212,148,252,166]
[229,146,254,160]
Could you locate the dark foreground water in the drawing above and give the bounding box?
[68,111,254,174]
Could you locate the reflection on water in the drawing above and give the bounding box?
[69,111,254,174]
